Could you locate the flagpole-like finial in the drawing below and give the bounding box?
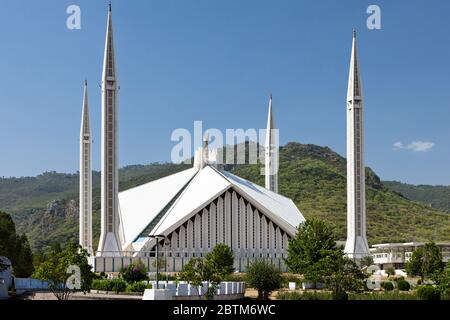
[109,1,112,12]
[353,29,357,38]
[85,79,88,86]
[269,93,272,100]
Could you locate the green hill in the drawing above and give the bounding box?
[383,181,450,214]
[1,142,449,253]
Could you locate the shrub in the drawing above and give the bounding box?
[110,279,128,293]
[159,273,178,282]
[120,260,148,284]
[381,281,394,291]
[205,243,235,277]
[281,274,302,288]
[332,289,348,301]
[246,260,282,300]
[348,291,418,300]
[441,291,450,300]
[224,273,246,283]
[91,279,112,291]
[92,279,128,293]
[385,267,396,276]
[417,286,440,300]
[126,282,151,293]
[397,280,411,291]
[277,291,332,300]
[178,244,235,300]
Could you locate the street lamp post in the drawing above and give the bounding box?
[164,237,171,283]
[150,234,165,289]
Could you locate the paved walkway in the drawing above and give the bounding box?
[26,292,143,300]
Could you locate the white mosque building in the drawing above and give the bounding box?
[77,3,386,274]
[79,5,306,272]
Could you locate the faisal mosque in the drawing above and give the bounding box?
[78,5,370,272]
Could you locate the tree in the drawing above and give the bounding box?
[179,244,235,299]
[33,243,93,300]
[0,257,8,273]
[360,255,374,269]
[285,219,339,278]
[120,259,148,283]
[385,266,396,277]
[205,243,234,278]
[405,242,444,282]
[246,260,282,300]
[434,264,450,298]
[13,234,34,277]
[0,211,34,276]
[179,258,208,296]
[285,219,366,299]
[311,250,365,300]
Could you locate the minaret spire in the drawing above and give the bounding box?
[79,80,93,255]
[265,94,278,193]
[344,30,370,259]
[97,4,121,256]
[203,133,210,166]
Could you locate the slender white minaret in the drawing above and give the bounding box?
[265,94,278,193]
[202,133,209,166]
[344,30,370,259]
[79,80,93,255]
[97,3,121,256]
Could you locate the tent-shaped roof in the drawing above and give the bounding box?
[118,165,304,250]
[118,167,198,247]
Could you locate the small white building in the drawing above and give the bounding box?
[371,242,450,270]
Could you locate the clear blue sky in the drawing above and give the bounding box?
[0,0,449,185]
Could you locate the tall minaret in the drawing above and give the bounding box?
[79,80,93,255]
[344,30,370,259]
[202,133,209,166]
[97,3,121,256]
[265,94,278,193]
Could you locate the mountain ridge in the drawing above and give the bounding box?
[1,142,449,253]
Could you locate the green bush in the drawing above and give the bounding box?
[246,260,282,299]
[278,291,419,300]
[281,274,302,288]
[397,280,411,291]
[441,291,450,300]
[91,279,112,291]
[381,281,394,291]
[159,273,178,282]
[224,273,246,283]
[348,291,418,300]
[417,286,440,300]
[277,291,332,300]
[126,282,151,293]
[385,267,396,276]
[91,279,128,293]
[110,278,128,293]
[120,260,148,284]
